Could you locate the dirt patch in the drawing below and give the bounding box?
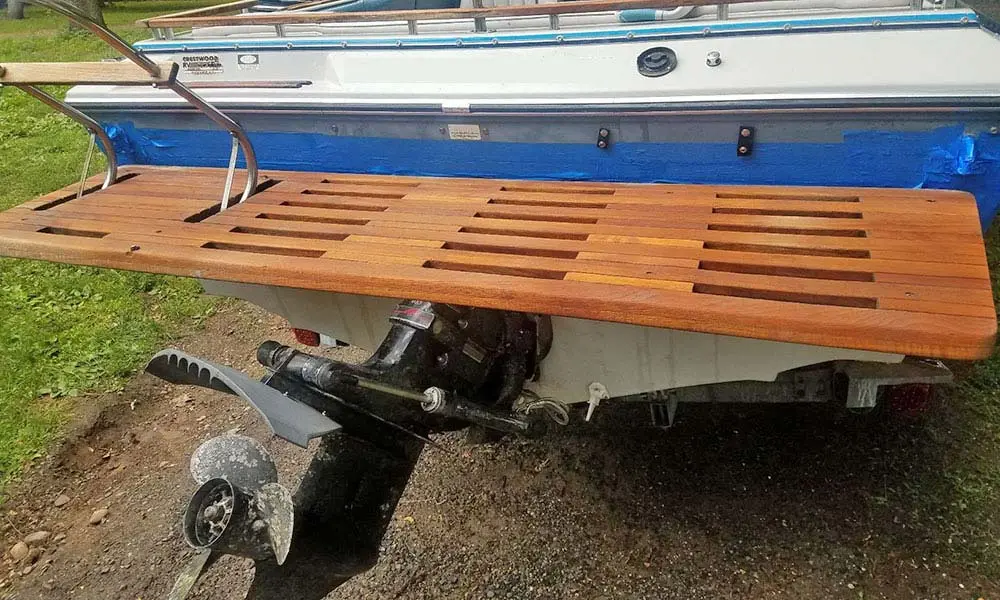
[1,302,997,599]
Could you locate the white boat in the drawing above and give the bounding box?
[1,1,997,598]
[67,0,1000,229]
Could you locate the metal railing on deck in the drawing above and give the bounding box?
[0,0,259,209]
[138,0,949,42]
[142,0,773,34]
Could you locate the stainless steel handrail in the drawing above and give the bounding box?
[15,84,118,190]
[168,82,259,205]
[145,0,942,38]
[21,0,259,204]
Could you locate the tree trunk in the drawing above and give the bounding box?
[7,0,25,20]
[66,0,105,28]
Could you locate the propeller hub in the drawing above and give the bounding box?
[186,479,236,547]
[183,478,267,557]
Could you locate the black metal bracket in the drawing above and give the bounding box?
[597,127,611,150]
[737,125,755,157]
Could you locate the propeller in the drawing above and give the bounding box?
[168,435,294,600]
[166,416,423,600]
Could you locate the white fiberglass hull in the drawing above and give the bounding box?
[66,8,1000,227]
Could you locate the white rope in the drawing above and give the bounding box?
[517,392,570,426]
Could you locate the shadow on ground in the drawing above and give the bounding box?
[2,303,996,600]
[335,396,998,600]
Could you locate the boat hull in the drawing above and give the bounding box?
[66,8,1000,228]
[93,107,1000,229]
[200,280,903,403]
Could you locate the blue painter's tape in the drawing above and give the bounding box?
[105,122,1000,230]
[920,128,1000,229]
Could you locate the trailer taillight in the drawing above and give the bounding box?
[292,328,320,347]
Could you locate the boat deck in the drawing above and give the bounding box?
[0,165,994,359]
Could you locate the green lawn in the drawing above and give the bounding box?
[0,0,218,492]
[904,225,1000,578]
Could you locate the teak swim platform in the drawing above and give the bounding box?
[0,165,993,360]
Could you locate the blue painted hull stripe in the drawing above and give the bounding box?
[105,121,1000,231]
[136,10,979,52]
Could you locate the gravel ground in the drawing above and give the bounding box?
[1,302,997,600]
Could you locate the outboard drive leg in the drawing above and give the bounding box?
[149,301,554,599]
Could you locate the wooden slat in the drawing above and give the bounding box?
[137,0,257,26]
[142,0,764,28]
[0,165,994,360]
[0,61,178,86]
[211,206,988,275]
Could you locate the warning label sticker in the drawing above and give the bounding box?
[181,55,223,75]
[447,124,482,141]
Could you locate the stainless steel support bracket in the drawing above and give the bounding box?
[18,0,259,206]
[221,134,240,209]
[77,132,97,198]
[13,84,118,190]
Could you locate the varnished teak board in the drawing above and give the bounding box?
[0,61,178,86]
[0,166,994,359]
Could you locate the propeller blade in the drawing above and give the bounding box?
[255,483,294,565]
[168,550,217,600]
[190,434,278,490]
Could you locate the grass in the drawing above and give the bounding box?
[0,0,216,37]
[887,225,1000,578]
[0,0,219,492]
